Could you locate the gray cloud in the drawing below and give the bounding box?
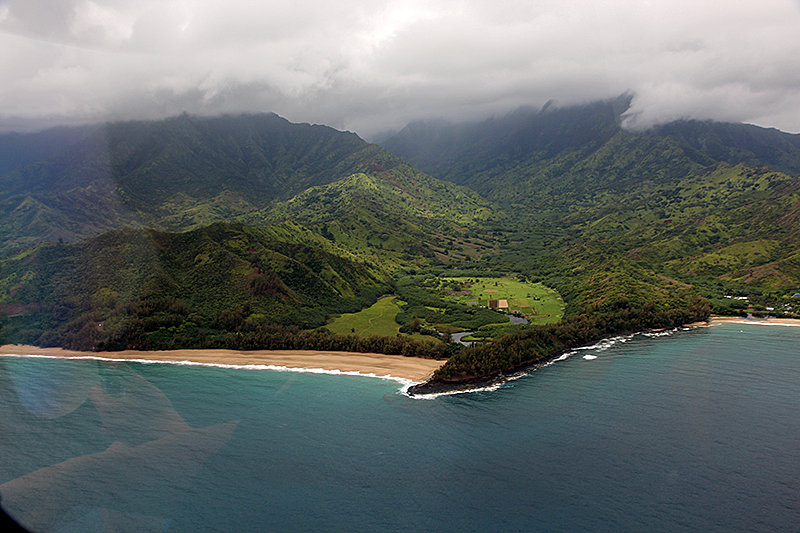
[1,0,799,138]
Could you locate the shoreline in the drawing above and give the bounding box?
[0,345,445,384]
[706,316,800,327]
[409,317,800,396]
[3,316,796,395]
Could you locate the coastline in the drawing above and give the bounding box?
[408,341,585,397]
[410,317,800,396]
[706,316,800,327]
[0,345,445,383]
[3,316,796,395]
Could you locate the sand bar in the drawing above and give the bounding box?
[0,345,445,382]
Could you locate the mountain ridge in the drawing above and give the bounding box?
[0,113,488,256]
[380,97,800,209]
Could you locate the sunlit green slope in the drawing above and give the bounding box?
[261,146,496,269]
[0,113,493,256]
[0,222,389,350]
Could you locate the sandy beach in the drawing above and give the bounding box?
[0,345,445,382]
[706,316,800,327]
[3,317,797,384]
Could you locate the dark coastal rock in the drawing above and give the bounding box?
[407,349,574,396]
[407,372,506,396]
[409,325,702,396]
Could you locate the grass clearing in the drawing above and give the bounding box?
[440,276,564,325]
[326,296,403,337]
[407,332,444,344]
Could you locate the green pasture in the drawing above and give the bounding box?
[440,276,564,325]
[406,332,444,344]
[326,296,403,337]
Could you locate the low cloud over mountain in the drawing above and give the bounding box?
[1,0,799,137]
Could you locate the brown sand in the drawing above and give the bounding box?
[0,345,445,382]
[706,316,800,327]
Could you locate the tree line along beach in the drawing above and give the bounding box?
[3,316,798,391]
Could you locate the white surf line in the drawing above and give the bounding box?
[0,353,421,390]
[406,328,689,398]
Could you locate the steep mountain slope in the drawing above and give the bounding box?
[2,113,472,253]
[0,222,389,350]
[571,164,800,286]
[383,97,800,314]
[0,125,98,177]
[381,96,636,205]
[0,114,499,349]
[651,120,800,177]
[261,145,496,267]
[381,96,800,211]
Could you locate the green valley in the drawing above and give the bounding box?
[2,102,800,390]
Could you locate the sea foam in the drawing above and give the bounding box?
[0,353,418,391]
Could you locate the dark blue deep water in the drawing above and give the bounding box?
[2,322,799,532]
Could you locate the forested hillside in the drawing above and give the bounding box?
[2,104,800,387]
[0,113,361,251]
[0,113,491,255]
[382,97,800,313]
[0,114,493,351]
[0,222,391,350]
[381,95,800,211]
[261,145,496,268]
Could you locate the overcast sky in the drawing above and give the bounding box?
[1,0,799,138]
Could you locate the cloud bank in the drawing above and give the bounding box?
[1,0,799,137]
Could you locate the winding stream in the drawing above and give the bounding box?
[451,313,528,345]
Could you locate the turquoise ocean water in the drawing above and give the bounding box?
[1,322,799,532]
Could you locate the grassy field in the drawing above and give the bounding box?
[440,277,564,325]
[326,277,564,341]
[325,296,404,337]
[325,296,444,343]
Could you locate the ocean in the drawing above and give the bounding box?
[1,321,799,532]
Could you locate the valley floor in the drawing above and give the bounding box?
[0,345,445,383]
